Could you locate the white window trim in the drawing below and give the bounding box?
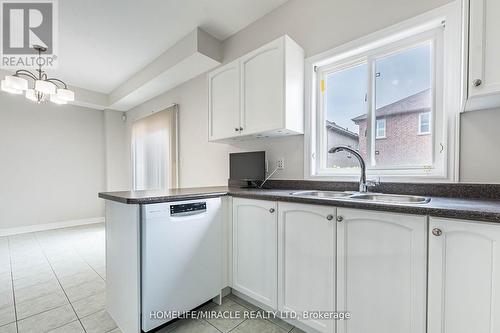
[376,119,386,139]
[418,112,432,135]
[304,2,462,182]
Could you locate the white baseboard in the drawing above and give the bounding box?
[0,217,105,237]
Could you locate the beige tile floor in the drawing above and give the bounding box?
[0,224,304,333]
[0,224,113,333]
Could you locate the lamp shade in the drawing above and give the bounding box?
[1,80,22,94]
[35,80,56,94]
[25,89,38,102]
[5,75,28,91]
[56,88,75,102]
[49,94,67,105]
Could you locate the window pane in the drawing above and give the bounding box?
[373,43,433,167]
[376,119,386,138]
[325,63,367,169]
[419,112,430,134]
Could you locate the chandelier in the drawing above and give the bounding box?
[1,45,75,104]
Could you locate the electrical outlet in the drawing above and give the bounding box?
[277,158,285,170]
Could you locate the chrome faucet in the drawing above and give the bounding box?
[329,146,368,193]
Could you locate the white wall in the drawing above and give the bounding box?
[460,108,500,182]
[222,0,451,60]
[126,0,456,187]
[126,76,230,188]
[126,74,306,187]
[104,110,130,191]
[0,93,107,232]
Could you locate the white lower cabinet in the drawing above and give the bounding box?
[278,202,336,333]
[232,198,277,309]
[232,200,500,333]
[428,217,500,333]
[336,208,427,333]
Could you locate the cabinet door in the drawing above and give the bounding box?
[336,208,427,333]
[208,60,240,141]
[232,198,277,308]
[469,0,500,97]
[278,202,336,333]
[428,218,500,333]
[240,38,284,135]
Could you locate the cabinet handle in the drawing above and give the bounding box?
[432,228,442,236]
[326,214,334,221]
[269,208,275,213]
[239,127,244,131]
[335,215,343,222]
[235,128,240,132]
[473,79,482,87]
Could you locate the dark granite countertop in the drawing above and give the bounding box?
[99,186,500,223]
[98,186,229,204]
[229,188,500,223]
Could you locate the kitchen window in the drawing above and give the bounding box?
[305,6,461,181]
[317,38,437,172]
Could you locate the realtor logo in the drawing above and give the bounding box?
[1,0,58,68]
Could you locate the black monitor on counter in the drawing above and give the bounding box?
[229,151,266,188]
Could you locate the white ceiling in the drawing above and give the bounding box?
[55,0,289,93]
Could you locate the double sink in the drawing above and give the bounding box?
[291,190,431,204]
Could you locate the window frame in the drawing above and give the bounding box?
[418,112,432,135]
[375,119,386,139]
[304,3,462,182]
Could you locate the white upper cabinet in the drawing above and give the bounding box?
[336,208,427,333]
[208,60,240,140]
[466,0,500,110]
[277,202,336,333]
[232,198,278,309]
[428,217,500,333]
[208,35,304,142]
[240,38,284,135]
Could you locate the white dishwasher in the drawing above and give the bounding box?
[141,197,222,332]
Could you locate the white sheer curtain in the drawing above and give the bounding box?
[132,105,178,191]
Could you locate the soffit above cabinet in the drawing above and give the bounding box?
[108,28,222,111]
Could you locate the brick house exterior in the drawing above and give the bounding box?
[327,89,432,168]
[352,89,432,167]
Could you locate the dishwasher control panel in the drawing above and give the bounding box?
[170,202,207,216]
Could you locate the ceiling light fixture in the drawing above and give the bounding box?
[1,45,75,104]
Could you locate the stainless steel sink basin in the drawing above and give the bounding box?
[349,193,430,204]
[290,190,431,204]
[290,190,353,198]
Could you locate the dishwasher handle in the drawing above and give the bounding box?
[170,209,207,217]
